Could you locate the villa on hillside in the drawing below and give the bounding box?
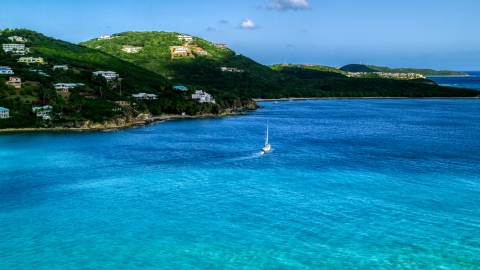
[177,35,193,42]
[132,93,157,100]
[3,44,28,55]
[54,83,84,92]
[173,85,188,91]
[191,90,215,104]
[98,35,112,40]
[53,65,68,70]
[6,77,21,89]
[18,56,44,64]
[172,46,188,54]
[0,107,10,119]
[122,45,142,53]
[0,66,14,74]
[214,43,227,49]
[93,71,119,81]
[32,105,53,120]
[8,36,28,42]
[221,67,244,73]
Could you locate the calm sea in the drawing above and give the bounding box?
[1,99,480,269]
[427,71,480,91]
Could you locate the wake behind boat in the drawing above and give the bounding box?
[262,121,271,152]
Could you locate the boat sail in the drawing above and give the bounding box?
[262,121,271,152]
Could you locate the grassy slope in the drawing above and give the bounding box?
[81,31,478,99]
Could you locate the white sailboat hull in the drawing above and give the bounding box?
[262,144,271,152]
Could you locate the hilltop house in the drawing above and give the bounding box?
[0,66,14,74]
[93,71,119,81]
[6,77,21,89]
[98,35,112,40]
[122,45,142,53]
[18,57,44,64]
[3,44,28,55]
[54,83,84,92]
[32,105,53,120]
[214,43,227,49]
[173,85,188,91]
[177,35,193,42]
[0,107,9,119]
[8,36,28,42]
[191,90,215,104]
[53,65,68,70]
[132,93,157,100]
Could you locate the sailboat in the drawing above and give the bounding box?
[262,121,271,152]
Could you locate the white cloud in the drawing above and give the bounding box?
[267,0,311,11]
[238,19,259,29]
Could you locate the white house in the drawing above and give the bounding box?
[32,105,53,120]
[177,35,193,42]
[3,44,27,55]
[191,90,215,104]
[98,35,112,40]
[53,65,68,70]
[0,66,14,74]
[0,107,9,119]
[8,36,28,42]
[221,67,237,72]
[132,93,158,100]
[54,83,84,92]
[93,71,119,81]
[122,45,142,53]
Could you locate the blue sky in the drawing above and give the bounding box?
[2,0,480,70]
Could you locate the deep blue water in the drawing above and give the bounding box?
[427,71,480,91]
[1,99,480,269]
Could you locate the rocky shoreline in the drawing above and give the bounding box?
[0,98,259,133]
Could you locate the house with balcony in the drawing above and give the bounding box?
[6,77,21,89]
[54,83,84,92]
[93,71,119,81]
[8,36,28,42]
[0,107,9,119]
[191,90,215,104]
[177,35,193,42]
[0,66,14,74]
[172,46,188,54]
[214,43,227,49]
[32,105,53,120]
[122,45,142,53]
[132,93,158,100]
[3,44,28,55]
[18,57,44,64]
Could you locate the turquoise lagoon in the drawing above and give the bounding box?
[1,99,479,269]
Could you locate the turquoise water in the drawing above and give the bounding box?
[1,99,480,269]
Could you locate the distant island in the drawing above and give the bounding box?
[340,64,467,76]
[0,28,478,131]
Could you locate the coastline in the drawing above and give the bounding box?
[0,112,244,133]
[253,96,479,101]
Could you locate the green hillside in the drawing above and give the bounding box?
[0,29,224,129]
[340,64,377,72]
[80,31,478,99]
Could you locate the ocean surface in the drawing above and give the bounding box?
[1,99,480,269]
[427,71,480,91]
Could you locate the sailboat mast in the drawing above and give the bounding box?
[265,121,269,145]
